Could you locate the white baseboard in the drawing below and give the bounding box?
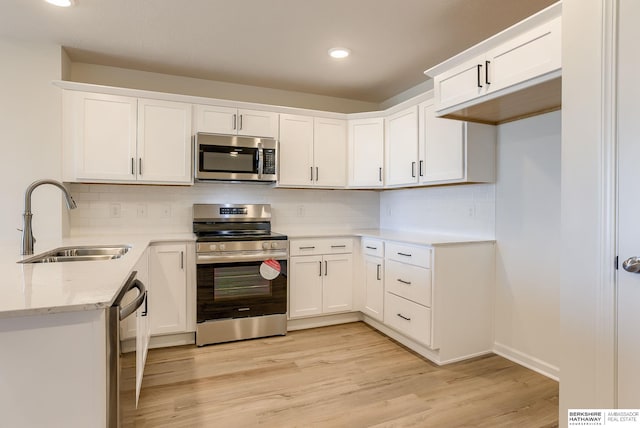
[493,342,559,381]
[287,312,362,331]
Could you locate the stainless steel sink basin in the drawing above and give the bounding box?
[18,245,131,264]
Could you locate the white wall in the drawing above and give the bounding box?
[67,183,380,236]
[379,183,495,238]
[494,111,561,380]
[0,39,64,248]
[69,62,379,114]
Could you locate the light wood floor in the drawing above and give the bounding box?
[130,322,558,427]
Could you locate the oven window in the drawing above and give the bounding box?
[214,265,271,300]
[200,146,257,173]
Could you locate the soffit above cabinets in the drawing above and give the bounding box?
[1,0,556,104]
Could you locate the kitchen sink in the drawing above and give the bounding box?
[18,245,131,264]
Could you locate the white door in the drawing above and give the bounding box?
[433,54,487,112]
[278,114,314,186]
[385,106,419,186]
[149,244,187,336]
[73,92,137,181]
[194,105,237,134]
[313,117,347,187]
[348,118,384,187]
[363,255,384,321]
[137,99,192,184]
[289,256,323,318]
[419,101,465,183]
[616,0,640,408]
[322,254,353,313]
[237,109,279,138]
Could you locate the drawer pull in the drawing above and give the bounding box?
[365,246,377,250]
[299,246,316,250]
[397,279,411,285]
[397,252,412,257]
[331,245,346,248]
[397,313,411,321]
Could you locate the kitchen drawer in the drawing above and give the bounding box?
[362,238,384,258]
[386,242,431,268]
[385,260,432,307]
[290,238,353,256]
[384,292,432,347]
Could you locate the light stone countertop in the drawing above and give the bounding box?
[0,233,195,319]
[281,228,495,246]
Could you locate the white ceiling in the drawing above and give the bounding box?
[1,0,557,103]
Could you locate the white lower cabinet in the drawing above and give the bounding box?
[289,238,354,319]
[360,238,495,365]
[149,243,188,335]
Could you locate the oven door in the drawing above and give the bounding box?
[197,259,287,321]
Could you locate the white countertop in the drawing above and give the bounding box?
[0,233,194,319]
[283,228,494,246]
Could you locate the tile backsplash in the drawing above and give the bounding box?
[67,183,381,236]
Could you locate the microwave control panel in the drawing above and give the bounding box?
[263,149,276,174]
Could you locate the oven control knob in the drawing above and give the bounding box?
[219,243,226,251]
[262,242,270,250]
[271,242,279,249]
[208,244,217,251]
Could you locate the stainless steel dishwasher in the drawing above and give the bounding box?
[106,271,147,428]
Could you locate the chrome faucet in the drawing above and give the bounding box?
[21,179,77,255]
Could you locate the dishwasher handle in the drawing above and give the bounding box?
[115,272,147,321]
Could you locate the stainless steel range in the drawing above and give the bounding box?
[193,203,288,346]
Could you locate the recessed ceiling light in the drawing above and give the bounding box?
[328,48,351,59]
[44,0,75,7]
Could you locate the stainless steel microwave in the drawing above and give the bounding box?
[195,133,278,182]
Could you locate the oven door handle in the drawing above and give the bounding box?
[197,252,288,264]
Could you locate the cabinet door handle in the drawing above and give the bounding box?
[233,114,237,130]
[331,245,346,248]
[397,252,412,257]
[310,166,314,182]
[324,260,328,276]
[239,114,243,130]
[376,264,381,281]
[477,63,483,88]
[131,158,135,175]
[141,292,148,317]
[316,166,319,182]
[411,161,416,178]
[319,261,322,277]
[397,278,411,285]
[485,60,491,85]
[419,160,424,177]
[180,251,184,270]
[397,313,411,321]
[379,167,382,182]
[139,158,142,176]
[299,246,315,250]
[365,246,377,250]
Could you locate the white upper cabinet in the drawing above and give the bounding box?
[385,106,419,187]
[137,99,192,183]
[313,117,347,187]
[278,114,347,188]
[194,105,278,139]
[278,114,314,186]
[418,101,496,185]
[426,2,561,124]
[69,92,138,182]
[64,90,192,184]
[348,117,384,187]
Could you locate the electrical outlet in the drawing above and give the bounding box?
[137,204,147,218]
[160,204,171,218]
[109,203,121,218]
